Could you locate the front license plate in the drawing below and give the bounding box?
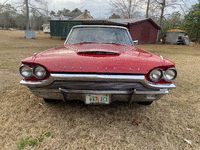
[86,94,109,104]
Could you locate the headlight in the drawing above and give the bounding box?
[33,66,47,79]
[19,65,33,78]
[164,68,177,81]
[149,68,163,82]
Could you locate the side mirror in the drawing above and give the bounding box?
[133,40,138,46]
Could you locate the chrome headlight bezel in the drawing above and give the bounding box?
[19,65,33,79]
[149,68,163,82]
[164,68,177,82]
[33,65,47,79]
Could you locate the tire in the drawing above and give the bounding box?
[137,101,153,105]
[43,99,55,103]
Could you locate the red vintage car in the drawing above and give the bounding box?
[19,25,177,105]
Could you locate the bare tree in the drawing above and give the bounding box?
[0,4,17,29]
[16,0,49,30]
[25,0,29,30]
[146,0,161,20]
[151,0,188,41]
[109,13,121,19]
[109,0,142,19]
[146,0,150,18]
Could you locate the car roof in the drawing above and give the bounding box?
[72,25,128,30]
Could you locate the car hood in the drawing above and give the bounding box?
[22,43,175,74]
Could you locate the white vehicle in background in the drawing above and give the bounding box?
[42,24,50,34]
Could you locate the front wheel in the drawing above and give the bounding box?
[137,101,153,105]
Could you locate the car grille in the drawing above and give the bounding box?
[44,80,153,91]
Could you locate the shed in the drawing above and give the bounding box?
[127,18,161,44]
[50,18,161,44]
[166,29,185,44]
[50,19,127,38]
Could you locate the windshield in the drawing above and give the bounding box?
[65,27,133,46]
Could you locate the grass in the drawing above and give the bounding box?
[18,139,38,149]
[18,132,51,149]
[0,30,200,149]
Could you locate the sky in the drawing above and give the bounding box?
[0,0,199,18]
[49,0,111,18]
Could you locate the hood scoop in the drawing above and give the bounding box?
[77,50,120,55]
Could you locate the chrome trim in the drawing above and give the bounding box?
[134,89,169,95]
[59,88,132,94]
[20,73,176,89]
[28,88,168,95]
[33,52,37,56]
[52,74,145,82]
[71,25,129,30]
[143,80,176,89]
[27,87,168,103]
[28,88,59,93]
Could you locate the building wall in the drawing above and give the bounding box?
[129,21,158,44]
[166,32,185,44]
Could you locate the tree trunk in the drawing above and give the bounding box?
[128,0,132,18]
[159,0,165,27]
[146,0,150,18]
[158,0,166,42]
[25,0,29,30]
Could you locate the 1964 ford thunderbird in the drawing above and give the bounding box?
[19,25,177,105]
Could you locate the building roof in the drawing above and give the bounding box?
[62,9,93,20]
[78,18,161,29]
[50,18,161,30]
[63,12,84,20]
[125,18,161,30]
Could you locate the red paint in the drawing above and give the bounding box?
[22,43,175,83]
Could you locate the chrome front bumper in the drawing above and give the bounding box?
[20,73,176,103]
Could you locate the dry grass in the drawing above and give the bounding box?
[0,30,200,150]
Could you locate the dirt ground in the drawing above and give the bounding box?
[0,30,200,150]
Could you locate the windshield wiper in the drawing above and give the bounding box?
[73,42,98,44]
[104,42,118,44]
